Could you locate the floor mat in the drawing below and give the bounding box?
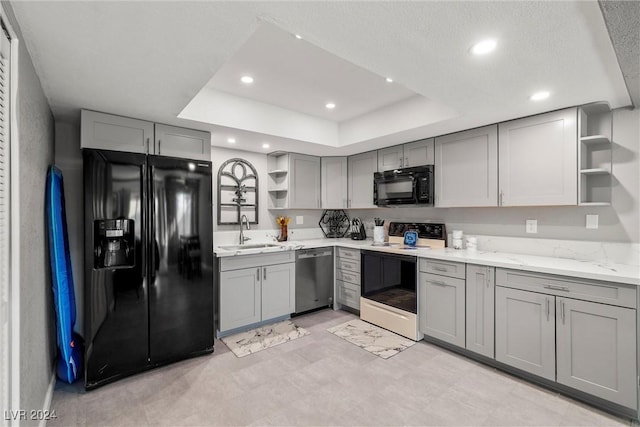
[221,320,310,357]
[327,319,416,359]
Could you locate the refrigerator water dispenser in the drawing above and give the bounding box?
[94,218,135,268]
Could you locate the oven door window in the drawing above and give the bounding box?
[361,251,417,313]
[377,177,414,201]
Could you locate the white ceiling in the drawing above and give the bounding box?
[10,1,632,156]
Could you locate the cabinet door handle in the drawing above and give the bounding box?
[427,279,447,287]
[256,268,260,281]
[400,157,403,168]
[146,137,150,154]
[264,267,267,280]
[544,284,570,292]
[561,300,565,324]
[546,298,550,321]
[158,139,161,154]
[405,157,409,167]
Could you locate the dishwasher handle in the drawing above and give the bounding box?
[297,250,333,259]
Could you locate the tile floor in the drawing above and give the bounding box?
[49,309,632,426]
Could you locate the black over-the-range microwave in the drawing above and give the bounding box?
[373,165,434,207]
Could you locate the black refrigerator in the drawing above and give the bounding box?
[83,149,214,390]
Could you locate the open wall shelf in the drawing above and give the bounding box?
[578,103,612,206]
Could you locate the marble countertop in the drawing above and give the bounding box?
[214,238,640,286]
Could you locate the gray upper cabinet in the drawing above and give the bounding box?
[377,139,434,171]
[289,153,321,209]
[378,146,404,171]
[556,297,637,409]
[403,139,435,168]
[321,157,348,209]
[154,123,211,161]
[348,151,378,208]
[495,286,556,381]
[498,108,577,206]
[81,110,211,161]
[81,109,153,154]
[465,265,495,358]
[435,125,498,207]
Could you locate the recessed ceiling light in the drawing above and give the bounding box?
[295,34,302,40]
[530,91,550,101]
[325,103,336,109]
[262,143,270,149]
[227,138,236,144]
[470,39,497,55]
[240,75,254,84]
[385,77,393,83]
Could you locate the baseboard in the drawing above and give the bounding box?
[38,372,55,427]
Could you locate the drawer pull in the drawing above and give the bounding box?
[544,284,570,292]
[433,266,447,272]
[427,279,447,287]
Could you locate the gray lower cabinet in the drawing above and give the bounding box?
[419,272,465,347]
[219,267,262,331]
[465,265,495,358]
[261,263,296,320]
[556,297,637,409]
[495,286,556,381]
[219,257,295,333]
[335,248,360,310]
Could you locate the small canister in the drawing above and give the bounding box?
[452,230,463,249]
[466,236,477,252]
[373,226,385,244]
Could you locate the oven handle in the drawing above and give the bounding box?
[365,302,409,320]
[361,250,417,263]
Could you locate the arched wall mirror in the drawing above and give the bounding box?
[217,158,258,225]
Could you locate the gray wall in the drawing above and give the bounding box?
[3,1,57,421]
[54,121,83,335]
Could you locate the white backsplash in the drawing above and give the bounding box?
[214,227,325,246]
[464,235,640,266]
[214,227,639,265]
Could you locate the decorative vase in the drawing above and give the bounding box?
[277,224,288,242]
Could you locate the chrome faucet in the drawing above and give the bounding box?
[239,214,251,245]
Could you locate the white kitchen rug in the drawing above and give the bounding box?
[221,320,310,358]
[327,319,415,359]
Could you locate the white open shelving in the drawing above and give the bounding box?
[578,102,612,206]
[267,153,290,209]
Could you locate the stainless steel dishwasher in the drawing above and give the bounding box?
[295,247,334,314]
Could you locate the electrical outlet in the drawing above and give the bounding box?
[526,219,537,234]
[296,215,304,225]
[586,214,599,229]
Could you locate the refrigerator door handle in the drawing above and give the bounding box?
[149,164,156,276]
[141,164,147,277]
